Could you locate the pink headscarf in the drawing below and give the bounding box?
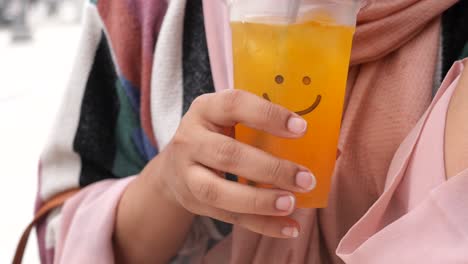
[203,0,459,263]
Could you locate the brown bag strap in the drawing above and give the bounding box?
[13,188,80,264]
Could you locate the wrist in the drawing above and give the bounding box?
[140,153,188,212]
[113,154,195,263]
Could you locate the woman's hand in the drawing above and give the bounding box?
[152,89,316,238]
[114,89,317,263]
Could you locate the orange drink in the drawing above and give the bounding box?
[232,18,355,208]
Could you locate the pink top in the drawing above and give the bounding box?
[52,60,468,263]
[337,60,468,263]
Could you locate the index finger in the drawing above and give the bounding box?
[191,90,308,138]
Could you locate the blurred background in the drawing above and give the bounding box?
[0,0,83,262]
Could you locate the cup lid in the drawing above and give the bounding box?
[228,0,360,26]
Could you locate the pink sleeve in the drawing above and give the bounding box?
[53,177,135,264]
[51,176,224,264]
[337,173,468,263]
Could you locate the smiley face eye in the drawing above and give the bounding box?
[275,75,284,84]
[302,76,311,85]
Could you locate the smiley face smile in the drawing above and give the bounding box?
[262,93,322,116]
[263,74,322,116]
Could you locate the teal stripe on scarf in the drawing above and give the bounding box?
[113,79,147,177]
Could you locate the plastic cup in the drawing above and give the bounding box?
[229,0,359,208]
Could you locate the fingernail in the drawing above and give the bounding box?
[275,195,295,212]
[296,171,316,191]
[287,116,307,134]
[281,226,299,238]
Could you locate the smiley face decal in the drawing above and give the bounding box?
[262,74,322,116]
